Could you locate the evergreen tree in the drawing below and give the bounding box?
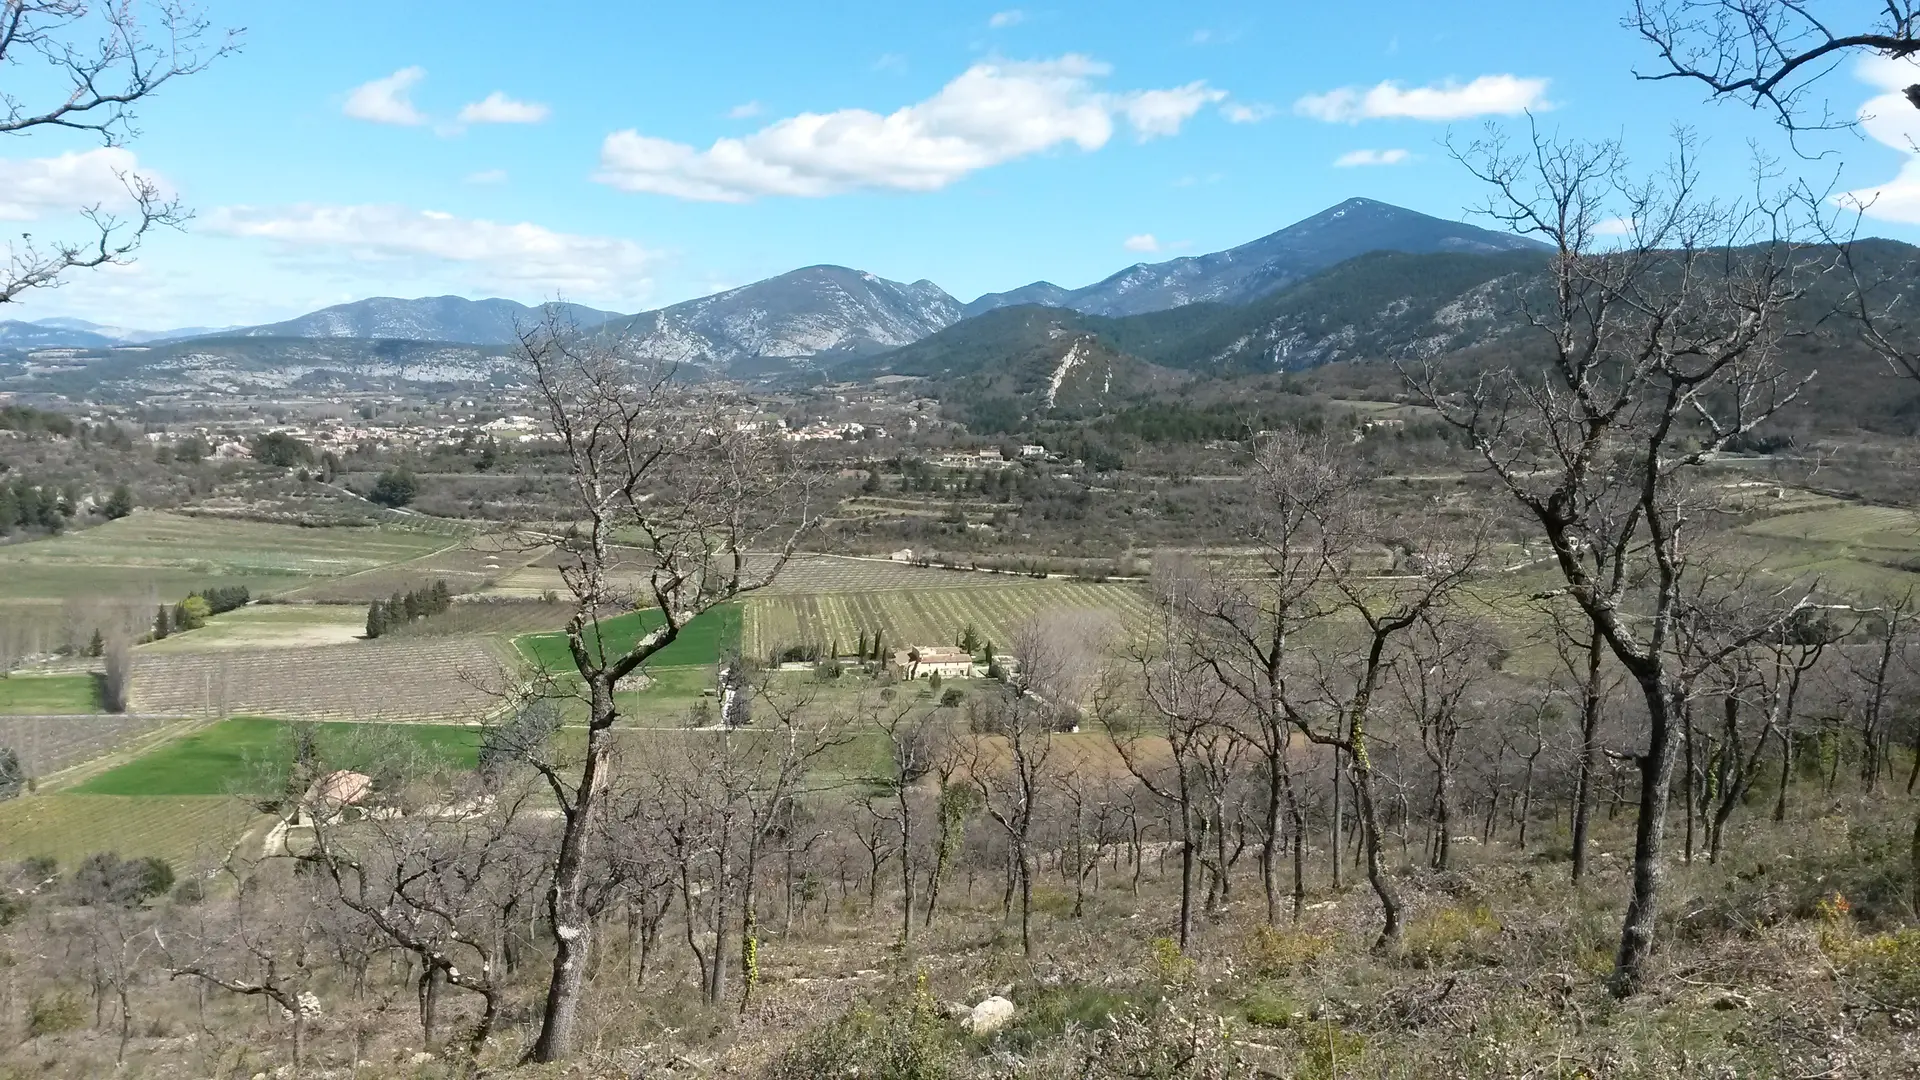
[153,605,170,640]
[960,623,980,654]
[366,600,387,639]
[87,629,103,658]
[101,483,133,520]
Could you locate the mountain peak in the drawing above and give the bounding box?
[965,198,1541,320]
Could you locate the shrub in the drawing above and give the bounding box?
[1246,923,1334,977]
[369,467,418,508]
[764,974,956,1080]
[1401,904,1502,969]
[1239,985,1303,1028]
[27,991,85,1038]
[251,431,312,467]
[0,746,22,801]
[71,853,175,907]
[1148,936,1197,988]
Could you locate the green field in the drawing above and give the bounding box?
[74,716,484,796]
[515,603,741,672]
[0,673,103,714]
[742,582,1151,661]
[0,511,454,603]
[0,795,263,867]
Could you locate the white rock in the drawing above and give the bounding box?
[962,995,1016,1035]
[409,1050,436,1064]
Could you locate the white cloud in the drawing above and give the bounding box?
[988,9,1025,28]
[595,55,1220,201]
[1123,233,1160,252]
[1190,29,1213,45]
[1294,74,1549,123]
[1332,148,1411,167]
[1220,101,1273,124]
[203,203,659,302]
[1836,56,1920,221]
[728,100,763,119]
[1120,81,1227,139]
[463,168,509,185]
[344,67,428,126]
[1592,215,1637,236]
[0,148,153,220]
[457,91,550,124]
[873,52,908,72]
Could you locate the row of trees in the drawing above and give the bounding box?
[150,587,249,640]
[363,580,454,638]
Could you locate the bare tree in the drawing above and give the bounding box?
[292,757,537,1056]
[101,634,131,713]
[1290,519,1482,953]
[1627,1,1920,136]
[1168,434,1354,926]
[1411,127,1817,995]
[864,693,938,947]
[1392,610,1500,871]
[163,872,324,1070]
[967,611,1111,956]
[1,1,238,304]
[514,316,814,1061]
[1109,610,1234,952]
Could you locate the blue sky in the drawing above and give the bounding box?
[5,0,1919,329]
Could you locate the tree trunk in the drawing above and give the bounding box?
[1612,681,1679,998]
[526,680,619,1063]
[1260,751,1282,926]
[1329,754,1344,890]
[1571,627,1605,883]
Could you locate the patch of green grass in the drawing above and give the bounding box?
[0,795,262,867]
[74,716,481,796]
[0,511,452,602]
[515,603,741,672]
[0,674,103,715]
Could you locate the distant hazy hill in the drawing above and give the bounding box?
[226,297,624,345]
[0,321,118,349]
[965,198,1547,319]
[0,317,235,349]
[600,265,962,375]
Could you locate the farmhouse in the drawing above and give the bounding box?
[892,646,976,680]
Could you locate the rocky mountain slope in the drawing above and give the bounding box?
[964,198,1547,319]
[598,265,962,375]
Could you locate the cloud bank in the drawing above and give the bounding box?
[1295,74,1548,123]
[595,55,1225,201]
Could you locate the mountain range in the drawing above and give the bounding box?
[961,198,1544,319]
[0,198,1547,373]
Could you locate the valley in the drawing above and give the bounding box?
[4,20,1920,1071]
